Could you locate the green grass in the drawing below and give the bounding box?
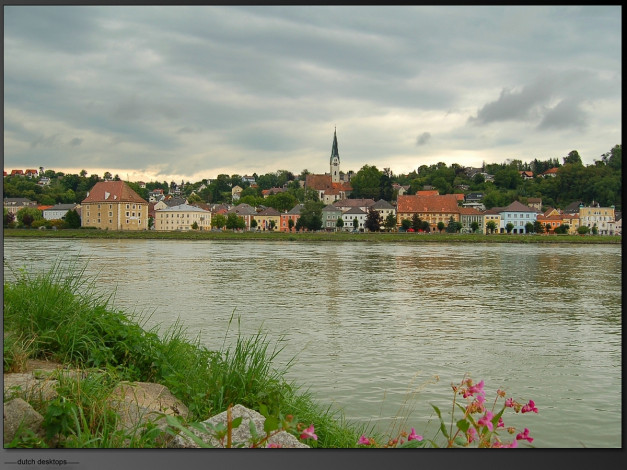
[3,227,621,244]
[3,258,371,448]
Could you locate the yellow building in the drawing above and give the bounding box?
[253,207,281,231]
[482,208,501,234]
[81,181,148,230]
[579,205,615,235]
[154,203,211,231]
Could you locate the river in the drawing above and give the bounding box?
[2,238,622,448]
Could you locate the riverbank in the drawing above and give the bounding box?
[3,228,621,244]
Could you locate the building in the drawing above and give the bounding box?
[281,204,304,232]
[321,204,342,231]
[254,207,281,231]
[371,199,395,229]
[497,200,538,234]
[458,207,484,234]
[482,208,502,234]
[579,204,616,235]
[154,203,212,231]
[81,181,148,231]
[226,203,256,230]
[43,204,79,221]
[304,128,352,203]
[396,194,460,232]
[527,198,542,211]
[3,197,38,215]
[341,207,367,231]
[333,198,375,214]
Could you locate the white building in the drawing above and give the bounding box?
[43,204,78,221]
[154,203,212,231]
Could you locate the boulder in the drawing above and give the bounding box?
[3,398,45,445]
[170,404,309,448]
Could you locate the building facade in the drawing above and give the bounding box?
[154,203,212,231]
[81,181,149,231]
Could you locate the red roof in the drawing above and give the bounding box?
[82,181,147,204]
[416,190,439,197]
[397,194,460,213]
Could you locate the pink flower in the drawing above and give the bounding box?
[358,435,372,446]
[497,417,505,428]
[469,380,485,396]
[266,442,282,448]
[300,425,318,441]
[478,411,494,431]
[516,428,534,443]
[467,427,478,444]
[521,400,538,414]
[505,398,515,408]
[407,428,423,442]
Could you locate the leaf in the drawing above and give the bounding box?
[231,416,243,429]
[165,415,214,448]
[431,404,449,439]
[249,419,259,440]
[258,404,269,418]
[456,419,470,434]
[264,416,280,434]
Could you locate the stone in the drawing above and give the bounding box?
[170,404,309,448]
[3,373,59,403]
[3,398,45,445]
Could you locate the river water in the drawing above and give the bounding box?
[2,238,622,448]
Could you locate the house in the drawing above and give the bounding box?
[231,185,243,201]
[154,203,211,231]
[458,207,484,234]
[392,183,410,197]
[341,207,367,231]
[420,186,437,193]
[261,187,285,198]
[519,170,534,180]
[371,199,395,228]
[138,181,146,189]
[37,177,51,186]
[321,204,342,231]
[253,207,281,231]
[43,204,78,221]
[25,169,39,178]
[464,192,484,203]
[527,198,542,211]
[226,203,257,230]
[333,198,375,214]
[81,181,149,231]
[563,201,584,214]
[561,213,580,235]
[242,175,256,185]
[497,200,538,234]
[453,193,465,203]
[541,167,559,178]
[164,196,187,207]
[536,213,565,234]
[10,170,24,176]
[396,194,460,232]
[148,188,165,202]
[579,204,616,235]
[482,208,502,234]
[281,204,304,232]
[3,197,38,215]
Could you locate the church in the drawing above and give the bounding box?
[304,128,353,204]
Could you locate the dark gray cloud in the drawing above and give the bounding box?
[3,6,621,181]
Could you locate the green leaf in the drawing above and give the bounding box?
[456,419,470,434]
[264,416,280,434]
[258,404,269,418]
[249,419,259,440]
[431,404,449,439]
[165,415,213,448]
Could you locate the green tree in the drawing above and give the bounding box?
[352,217,359,231]
[350,165,382,199]
[16,207,42,228]
[470,221,480,233]
[401,218,411,231]
[384,213,397,232]
[191,221,199,230]
[411,214,422,231]
[250,218,258,230]
[563,150,583,166]
[365,208,381,232]
[591,224,598,235]
[335,217,344,230]
[148,217,154,230]
[4,208,16,228]
[525,222,534,234]
[288,218,295,232]
[533,220,545,234]
[577,225,590,235]
[437,221,445,233]
[298,200,324,231]
[486,220,497,234]
[211,214,227,229]
[505,222,514,234]
[64,209,81,229]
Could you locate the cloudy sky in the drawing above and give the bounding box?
[3,5,622,183]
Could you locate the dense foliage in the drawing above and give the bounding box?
[3,145,621,211]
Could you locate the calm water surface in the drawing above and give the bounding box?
[3,238,622,448]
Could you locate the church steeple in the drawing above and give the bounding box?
[330,127,340,183]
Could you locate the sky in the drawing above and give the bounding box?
[3,5,622,184]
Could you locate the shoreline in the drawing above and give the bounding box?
[3,228,621,244]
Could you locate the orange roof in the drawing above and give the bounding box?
[453,193,465,201]
[458,206,482,215]
[37,205,54,211]
[82,181,147,204]
[397,194,460,213]
[542,167,559,175]
[416,190,439,196]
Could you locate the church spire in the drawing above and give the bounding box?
[330,127,340,183]
[330,127,339,164]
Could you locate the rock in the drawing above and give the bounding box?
[3,398,45,445]
[170,404,309,448]
[3,373,59,403]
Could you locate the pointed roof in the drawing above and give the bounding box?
[372,199,394,210]
[256,207,281,216]
[82,181,147,204]
[330,127,339,164]
[286,204,305,215]
[501,200,537,213]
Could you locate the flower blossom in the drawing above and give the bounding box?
[505,398,515,408]
[521,400,538,414]
[266,442,282,448]
[300,425,318,441]
[497,417,505,428]
[466,427,478,444]
[516,428,534,443]
[407,428,423,442]
[478,411,494,431]
[358,435,372,446]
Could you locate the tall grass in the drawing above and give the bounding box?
[3,258,367,447]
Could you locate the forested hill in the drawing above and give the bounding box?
[3,145,621,212]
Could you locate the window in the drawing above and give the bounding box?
[109,204,112,209]
[109,212,113,217]
[126,204,130,209]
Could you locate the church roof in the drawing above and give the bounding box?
[330,127,339,164]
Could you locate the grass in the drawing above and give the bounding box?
[3,227,621,244]
[3,258,374,448]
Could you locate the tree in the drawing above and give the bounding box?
[187,193,203,204]
[533,220,545,234]
[4,208,16,228]
[470,221,480,233]
[298,200,324,231]
[401,218,411,231]
[525,222,534,234]
[486,220,497,234]
[211,214,227,229]
[288,218,295,232]
[335,217,344,230]
[16,207,42,228]
[411,214,422,231]
[352,217,359,231]
[591,224,598,235]
[250,218,258,230]
[437,221,445,233]
[350,165,382,199]
[554,224,569,234]
[65,209,81,229]
[577,225,590,235]
[365,208,381,232]
[191,221,199,230]
[445,216,461,233]
[384,213,397,232]
[563,150,583,166]
[148,217,154,230]
[505,222,514,234]
[269,220,277,231]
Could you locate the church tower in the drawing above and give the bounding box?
[330,127,340,183]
